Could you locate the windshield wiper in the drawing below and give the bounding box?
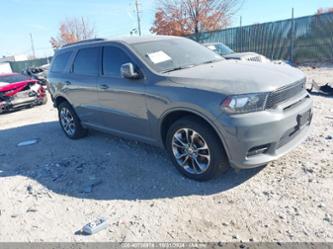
[162,60,222,73]
[202,59,223,64]
[162,64,195,73]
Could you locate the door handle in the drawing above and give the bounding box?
[65,80,71,85]
[99,84,109,90]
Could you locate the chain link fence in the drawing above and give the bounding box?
[190,12,333,63]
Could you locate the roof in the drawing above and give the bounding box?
[59,35,184,50]
[113,35,180,44]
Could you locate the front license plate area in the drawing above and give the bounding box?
[296,110,312,129]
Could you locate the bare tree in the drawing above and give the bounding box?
[151,0,242,36]
[50,17,96,48]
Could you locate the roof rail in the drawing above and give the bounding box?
[62,38,106,48]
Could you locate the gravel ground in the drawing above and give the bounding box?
[0,65,332,242]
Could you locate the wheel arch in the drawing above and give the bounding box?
[159,108,229,159]
[54,95,71,108]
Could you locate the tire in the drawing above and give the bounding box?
[166,116,229,181]
[36,96,47,105]
[40,95,48,105]
[58,101,87,139]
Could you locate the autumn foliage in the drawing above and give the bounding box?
[50,17,96,48]
[151,0,240,36]
[316,7,333,15]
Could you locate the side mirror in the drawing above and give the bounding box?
[121,63,140,80]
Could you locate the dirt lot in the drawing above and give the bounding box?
[0,65,332,242]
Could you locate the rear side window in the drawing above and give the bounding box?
[73,47,100,75]
[51,51,72,73]
[103,46,132,77]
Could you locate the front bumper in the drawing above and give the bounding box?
[216,91,313,169]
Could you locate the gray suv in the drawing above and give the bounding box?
[48,36,312,181]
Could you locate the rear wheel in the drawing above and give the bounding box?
[166,116,229,181]
[58,101,87,139]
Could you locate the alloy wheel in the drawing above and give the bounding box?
[60,107,76,137]
[171,128,211,175]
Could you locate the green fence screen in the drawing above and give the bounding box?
[10,57,52,73]
[189,12,333,63]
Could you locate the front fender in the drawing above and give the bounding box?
[156,104,231,161]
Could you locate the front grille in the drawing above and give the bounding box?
[265,79,305,109]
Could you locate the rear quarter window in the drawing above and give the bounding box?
[51,51,72,73]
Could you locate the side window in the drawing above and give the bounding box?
[73,47,100,75]
[51,51,72,73]
[103,46,132,77]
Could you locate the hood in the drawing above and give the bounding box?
[165,60,305,95]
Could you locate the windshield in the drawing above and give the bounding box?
[131,38,223,73]
[0,74,31,83]
[206,43,234,56]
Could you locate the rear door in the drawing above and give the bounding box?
[97,44,150,139]
[65,46,101,124]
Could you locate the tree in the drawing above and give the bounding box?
[316,7,333,15]
[150,0,241,37]
[50,17,96,48]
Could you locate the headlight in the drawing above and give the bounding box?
[221,93,268,114]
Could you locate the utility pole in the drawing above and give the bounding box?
[29,33,36,59]
[81,17,87,40]
[135,0,142,36]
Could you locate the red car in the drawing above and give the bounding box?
[0,73,47,114]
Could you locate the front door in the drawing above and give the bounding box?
[97,45,150,140]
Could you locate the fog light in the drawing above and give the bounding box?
[247,144,270,157]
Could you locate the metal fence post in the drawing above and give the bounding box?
[290,8,295,63]
[240,16,243,52]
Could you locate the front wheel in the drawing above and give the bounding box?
[58,101,87,139]
[166,116,229,181]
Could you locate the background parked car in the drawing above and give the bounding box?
[23,64,50,86]
[203,42,271,63]
[0,73,47,113]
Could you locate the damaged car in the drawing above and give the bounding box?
[0,73,47,114]
[23,65,49,86]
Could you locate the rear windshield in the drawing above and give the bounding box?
[0,74,31,83]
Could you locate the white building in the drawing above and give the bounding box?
[0,63,12,74]
[0,55,28,63]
